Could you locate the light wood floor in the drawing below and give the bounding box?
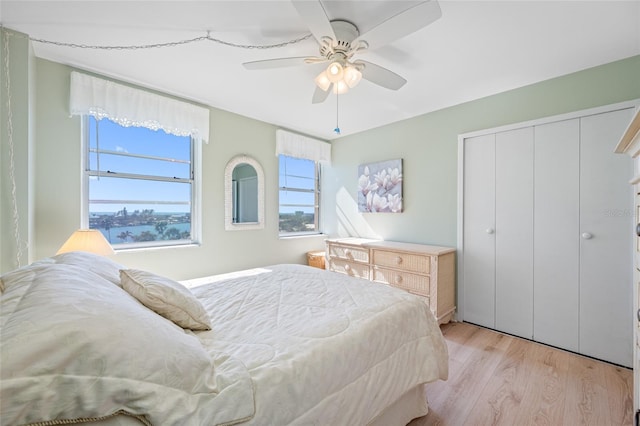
[409,322,633,426]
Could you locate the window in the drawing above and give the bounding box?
[275,129,330,237]
[83,116,199,248]
[71,71,208,250]
[278,155,320,235]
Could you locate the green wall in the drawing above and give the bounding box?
[0,29,35,273]
[324,55,640,248]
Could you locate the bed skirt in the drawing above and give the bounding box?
[79,384,429,426]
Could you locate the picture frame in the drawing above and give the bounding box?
[357,159,403,213]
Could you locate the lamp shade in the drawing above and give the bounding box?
[344,66,362,88]
[314,70,332,91]
[57,229,115,256]
[326,62,344,83]
[332,80,349,94]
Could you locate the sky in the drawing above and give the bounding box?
[88,116,191,214]
[278,155,316,214]
[89,117,317,215]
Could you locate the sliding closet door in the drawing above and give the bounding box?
[579,108,633,367]
[533,119,580,351]
[463,134,496,328]
[495,128,534,338]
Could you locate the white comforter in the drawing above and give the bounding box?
[184,264,449,425]
[1,254,447,426]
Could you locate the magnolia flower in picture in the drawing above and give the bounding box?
[358,168,378,196]
[386,193,402,213]
[358,159,403,213]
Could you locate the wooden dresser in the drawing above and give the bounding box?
[325,238,456,324]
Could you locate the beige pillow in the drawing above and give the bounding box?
[120,269,211,331]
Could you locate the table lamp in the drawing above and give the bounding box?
[57,229,114,256]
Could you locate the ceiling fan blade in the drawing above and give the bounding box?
[352,1,442,50]
[357,60,407,90]
[243,57,312,70]
[304,57,329,65]
[312,84,332,104]
[291,0,336,44]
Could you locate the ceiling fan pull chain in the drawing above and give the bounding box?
[334,91,341,135]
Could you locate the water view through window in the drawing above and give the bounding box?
[86,117,194,247]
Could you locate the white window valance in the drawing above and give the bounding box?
[70,71,210,143]
[276,129,331,164]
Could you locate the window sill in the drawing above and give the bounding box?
[278,233,327,240]
[114,242,201,253]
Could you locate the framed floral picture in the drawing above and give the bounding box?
[358,159,403,213]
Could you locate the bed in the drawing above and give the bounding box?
[0,251,448,425]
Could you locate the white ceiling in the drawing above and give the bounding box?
[1,1,639,140]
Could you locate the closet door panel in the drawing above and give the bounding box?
[463,134,496,328]
[579,108,634,367]
[495,127,534,338]
[533,119,580,351]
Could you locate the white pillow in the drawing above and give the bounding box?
[120,269,212,331]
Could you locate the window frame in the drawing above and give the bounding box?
[81,116,202,250]
[278,154,321,237]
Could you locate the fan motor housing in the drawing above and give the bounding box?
[320,20,359,57]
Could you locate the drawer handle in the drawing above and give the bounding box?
[395,275,403,284]
[636,223,640,237]
[395,256,403,265]
[344,249,352,258]
[344,264,351,272]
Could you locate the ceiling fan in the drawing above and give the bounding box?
[242,0,442,104]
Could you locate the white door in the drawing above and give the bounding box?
[495,127,534,339]
[533,119,581,351]
[461,104,635,367]
[579,108,634,367]
[463,134,496,328]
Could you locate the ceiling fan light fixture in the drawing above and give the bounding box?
[326,61,344,83]
[344,66,362,88]
[314,70,332,91]
[332,80,349,94]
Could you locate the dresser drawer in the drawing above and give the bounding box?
[327,244,370,263]
[329,259,370,279]
[372,267,430,296]
[371,249,430,274]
